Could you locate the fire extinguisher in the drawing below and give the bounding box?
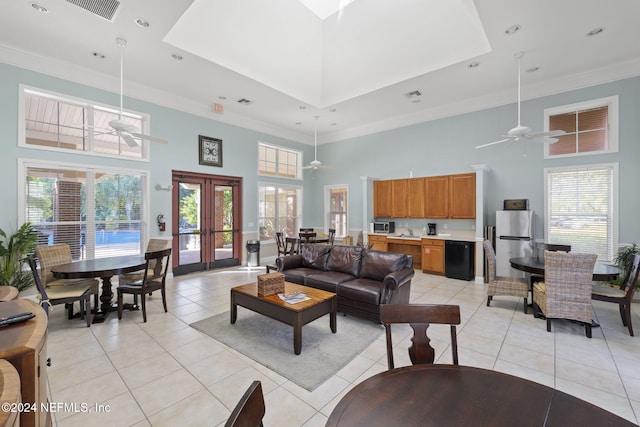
[157,214,166,232]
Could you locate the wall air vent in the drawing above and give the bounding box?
[66,0,121,22]
[237,98,253,105]
[404,90,422,99]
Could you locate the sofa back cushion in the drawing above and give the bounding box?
[301,244,331,270]
[360,250,410,281]
[326,245,363,277]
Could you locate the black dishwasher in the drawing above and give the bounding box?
[445,240,475,281]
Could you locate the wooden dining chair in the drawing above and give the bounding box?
[27,256,92,326]
[283,237,300,255]
[35,244,99,319]
[117,248,171,322]
[533,251,597,338]
[118,239,169,301]
[299,232,316,245]
[483,240,529,314]
[380,303,461,369]
[592,253,640,336]
[299,227,314,233]
[327,229,336,245]
[275,232,286,256]
[224,380,265,427]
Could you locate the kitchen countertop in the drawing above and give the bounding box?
[371,230,477,242]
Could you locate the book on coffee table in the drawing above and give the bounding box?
[278,291,310,304]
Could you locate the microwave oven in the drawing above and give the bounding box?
[373,221,395,234]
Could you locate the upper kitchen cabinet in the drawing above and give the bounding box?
[449,173,476,219]
[391,179,408,218]
[407,178,425,218]
[373,180,392,218]
[425,175,449,218]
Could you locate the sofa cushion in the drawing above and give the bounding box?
[337,278,383,305]
[305,271,353,293]
[281,267,318,285]
[360,250,409,281]
[301,245,331,270]
[326,245,363,277]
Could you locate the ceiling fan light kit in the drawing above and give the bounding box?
[475,52,566,149]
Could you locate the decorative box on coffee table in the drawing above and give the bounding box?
[257,272,285,296]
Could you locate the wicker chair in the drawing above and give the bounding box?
[483,240,529,313]
[35,244,99,318]
[533,251,597,338]
[592,253,640,336]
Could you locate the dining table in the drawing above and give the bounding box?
[510,256,620,282]
[325,364,635,426]
[50,255,146,322]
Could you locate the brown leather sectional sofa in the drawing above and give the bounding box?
[276,244,414,323]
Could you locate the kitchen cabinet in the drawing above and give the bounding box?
[387,239,421,266]
[407,178,425,218]
[391,179,408,218]
[368,234,388,251]
[373,180,392,218]
[425,175,449,218]
[449,173,476,219]
[422,239,445,275]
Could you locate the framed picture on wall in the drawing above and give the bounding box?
[199,135,223,167]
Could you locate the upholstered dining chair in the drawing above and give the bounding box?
[380,303,461,369]
[225,380,265,427]
[35,244,99,318]
[118,238,169,300]
[117,248,171,322]
[592,253,640,336]
[28,256,92,326]
[483,240,529,314]
[533,251,598,338]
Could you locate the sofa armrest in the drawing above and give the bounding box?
[276,255,304,271]
[383,267,414,290]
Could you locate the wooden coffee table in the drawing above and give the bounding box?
[230,282,337,355]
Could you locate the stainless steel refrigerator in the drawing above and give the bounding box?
[495,210,534,278]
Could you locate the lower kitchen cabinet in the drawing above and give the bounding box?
[387,239,422,267]
[422,239,445,275]
[368,234,388,251]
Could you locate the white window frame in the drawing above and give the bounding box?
[543,162,618,263]
[18,157,150,259]
[257,141,303,180]
[18,84,152,161]
[543,95,619,159]
[324,184,349,238]
[257,182,303,242]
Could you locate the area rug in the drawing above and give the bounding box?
[190,308,384,391]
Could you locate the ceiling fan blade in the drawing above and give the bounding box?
[131,132,168,144]
[527,130,566,139]
[121,133,138,147]
[475,138,512,149]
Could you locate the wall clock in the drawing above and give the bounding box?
[199,135,223,167]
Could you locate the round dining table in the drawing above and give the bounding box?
[50,255,146,322]
[326,364,635,426]
[510,256,620,281]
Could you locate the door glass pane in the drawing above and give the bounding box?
[178,182,202,265]
[214,185,233,260]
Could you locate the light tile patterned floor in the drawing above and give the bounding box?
[34,267,640,426]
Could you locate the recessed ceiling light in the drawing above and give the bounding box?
[468,62,480,69]
[299,106,306,110]
[218,96,226,100]
[171,53,183,61]
[587,27,604,36]
[135,18,150,28]
[92,52,105,59]
[505,24,521,35]
[31,2,48,13]
[526,66,539,73]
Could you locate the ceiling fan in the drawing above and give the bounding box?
[303,116,333,171]
[100,38,168,147]
[475,52,565,149]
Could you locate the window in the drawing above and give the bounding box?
[544,163,618,263]
[258,183,302,241]
[325,185,348,238]
[19,85,150,160]
[258,142,302,179]
[544,96,618,159]
[20,159,148,260]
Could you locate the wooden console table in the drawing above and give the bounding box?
[0,299,51,427]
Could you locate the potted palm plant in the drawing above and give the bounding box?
[0,222,38,292]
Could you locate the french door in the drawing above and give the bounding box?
[171,170,242,276]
